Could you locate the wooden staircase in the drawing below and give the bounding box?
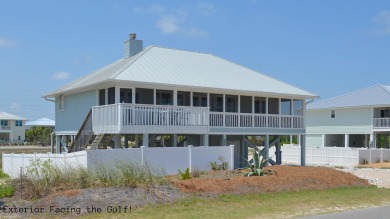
[69,109,113,152]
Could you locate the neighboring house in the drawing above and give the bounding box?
[306,84,390,148]
[0,112,26,143]
[44,34,317,167]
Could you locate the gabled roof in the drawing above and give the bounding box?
[307,84,390,110]
[26,118,55,127]
[0,112,26,120]
[45,46,317,98]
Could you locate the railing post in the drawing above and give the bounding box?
[117,104,122,133]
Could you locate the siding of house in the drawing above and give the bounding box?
[55,90,97,133]
[10,120,25,142]
[306,107,372,135]
[306,134,322,148]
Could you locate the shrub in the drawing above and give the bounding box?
[244,150,270,177]
[0,180,14,198]
[209,156,229,171]
[178,168,191,180]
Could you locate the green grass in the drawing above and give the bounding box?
[81,186,390,219]
[0,147,51,169]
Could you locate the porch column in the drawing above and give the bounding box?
[115,87,120,103]
[153,89,156,105]
[190,92,193,106]
[290,135,293,144]
[206,93,210,108]
[278,98,281,128]
[142,133,149,147]
[223,94,226,127]
[370,134,374,148]
[345,134,349,148]
[173,134,177,147]
[132,88,136,104]
[300,134,306,166]
[238,95,241,127]
[114,134,121,149]
[173,90,178,106]
[322,134,325,148]
[265,97,269,127]
[203,134,209,146]
[252,96,255,127]
[265,135,270,166]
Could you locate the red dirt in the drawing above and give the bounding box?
[171,166,370,194]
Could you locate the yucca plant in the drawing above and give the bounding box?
[244,149,270,177]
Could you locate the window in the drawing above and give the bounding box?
[331,110,335,118]
[15,120,23,127]
[99,89,106,105]
[381,109,390,118]
[1,120,8,126]
[58,95,64,111]
[120,88,132,103]
[108,87,115,104]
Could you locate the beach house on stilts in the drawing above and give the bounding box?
[44,34,317,168]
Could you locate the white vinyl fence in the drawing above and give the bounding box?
[2,145,234,178]
[274,146,390,166]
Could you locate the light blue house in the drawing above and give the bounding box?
[44,34,317,167]
[306,84,390,148]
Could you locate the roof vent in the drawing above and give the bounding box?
[123,33,143,58]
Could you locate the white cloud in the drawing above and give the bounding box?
[134,5,208,38]
[52,71,70,80]
[197,3,213,16]
[10,102,20,110]
[73,56,93,66]
[0,38,16,48]
[156,14,182,34]
[188,28,208,38]
[373,10,390,34]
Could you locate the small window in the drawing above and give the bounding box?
[331,110,335,118]
[1,120,8,126]
[15,120,23,127]
[58,95,65,111]
[18,136,21,140]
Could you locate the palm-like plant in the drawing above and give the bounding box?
[244,149,270,177]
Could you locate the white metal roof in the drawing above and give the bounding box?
[0,112,26,120]
[45,46,317,98]
[26,118,55,127]
[307,84,390,110]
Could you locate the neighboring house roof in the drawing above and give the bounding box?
[44,46,317,99]
[307,84,390,110]
[26,118,55,127]
[0,112,26,120]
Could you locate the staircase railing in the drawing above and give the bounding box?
[69,109,93,152]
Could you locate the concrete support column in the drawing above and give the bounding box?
[290,135,293,144]
[345,134,349,148]
[173,134,177,147]
[222,134,227,146]
[265,135,270,166]
[300,134,306,166]
[297,134,301,146]
[364,134,368,148]
[114,134,121,149]
[124,135,129,148]
[322,134,325,148]
[203,134,209,146]
[142,133,149,147]
[135,134,139,147]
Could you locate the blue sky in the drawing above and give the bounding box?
[0,1,389,121]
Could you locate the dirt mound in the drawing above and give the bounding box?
[172,166,370,194]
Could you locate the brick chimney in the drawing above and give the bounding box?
[123,33,143,58]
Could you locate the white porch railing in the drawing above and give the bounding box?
[209,112,304,129]
[373,118,390,128]
[0,126,11,131]
[92,104,210,134]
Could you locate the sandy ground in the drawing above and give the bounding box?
[341,167,390,188]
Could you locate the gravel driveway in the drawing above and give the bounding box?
[341,168,390,188]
